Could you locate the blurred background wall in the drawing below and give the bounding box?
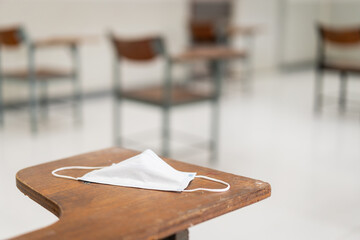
[279,0,360,69]
[1,0,360,103]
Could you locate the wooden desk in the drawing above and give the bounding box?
[34,36,97,48]
[173,47,247,63]
[13,148,271,240]
[227,25,261,37]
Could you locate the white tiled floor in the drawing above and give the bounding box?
[1,70,360,239]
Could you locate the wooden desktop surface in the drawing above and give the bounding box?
[173,47,247,63]
[14,147,271,240]
[34,36,97,47]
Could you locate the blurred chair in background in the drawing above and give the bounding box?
[189,0,232,47]
[188,0,256,89]
[110,34,217,160]
[315,24,360,113]
[0,25,82,133]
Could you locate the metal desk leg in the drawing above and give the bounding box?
[161,229,189,240]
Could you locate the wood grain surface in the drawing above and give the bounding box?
[14,147,271,240]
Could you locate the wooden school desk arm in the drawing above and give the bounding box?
[13,147,271,240]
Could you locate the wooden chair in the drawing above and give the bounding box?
[110,34,217,159]
[0,25,82,133]
[315,24,360,112]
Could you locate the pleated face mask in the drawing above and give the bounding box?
[52,149,230,193]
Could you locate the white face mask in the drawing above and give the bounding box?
[52,149,230,193]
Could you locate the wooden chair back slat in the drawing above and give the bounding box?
[190,21,217,44]
[110,35,164,61]
[0,26,24,47]
[319,25,360,45]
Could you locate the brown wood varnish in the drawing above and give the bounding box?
[13,147,271,240]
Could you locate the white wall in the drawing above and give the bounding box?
[0,0,191,102]
[234,0,279,70]
[278,0,360,68]
[6,0,356,102]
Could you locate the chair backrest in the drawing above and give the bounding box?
[189,20,218,45]
[110,34,165,62]
[316,24,360,65]
[318,25,360,46]
[0,26,25,47]
[189,0,233,46]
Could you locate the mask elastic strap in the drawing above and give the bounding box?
[52,166,106,180]
[183,175,230,192]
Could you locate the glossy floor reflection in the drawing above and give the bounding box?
[1,70,360,239]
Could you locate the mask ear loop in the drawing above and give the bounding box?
[52,166,106,180]
[183,175,230,192]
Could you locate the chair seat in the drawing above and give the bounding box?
[322,60,360,73]
[2,67,73,80]
[120,85,214,106]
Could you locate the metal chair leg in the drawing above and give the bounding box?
[210,100,220,164]
[72,76,82,125]
[339,71,348,113]
[40,81,48,120]
[29,78,38,134]
[162,107,170,157]
[0,76,3,128]
[28,44,38,134]
[209,60,223,163]
[161,229,189,240]
[162,58,172,157]
[314,70,323,113]
[0,46,3,128]
[113,96,121,146]
[243,35,254,93]
[71,45,82,125]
